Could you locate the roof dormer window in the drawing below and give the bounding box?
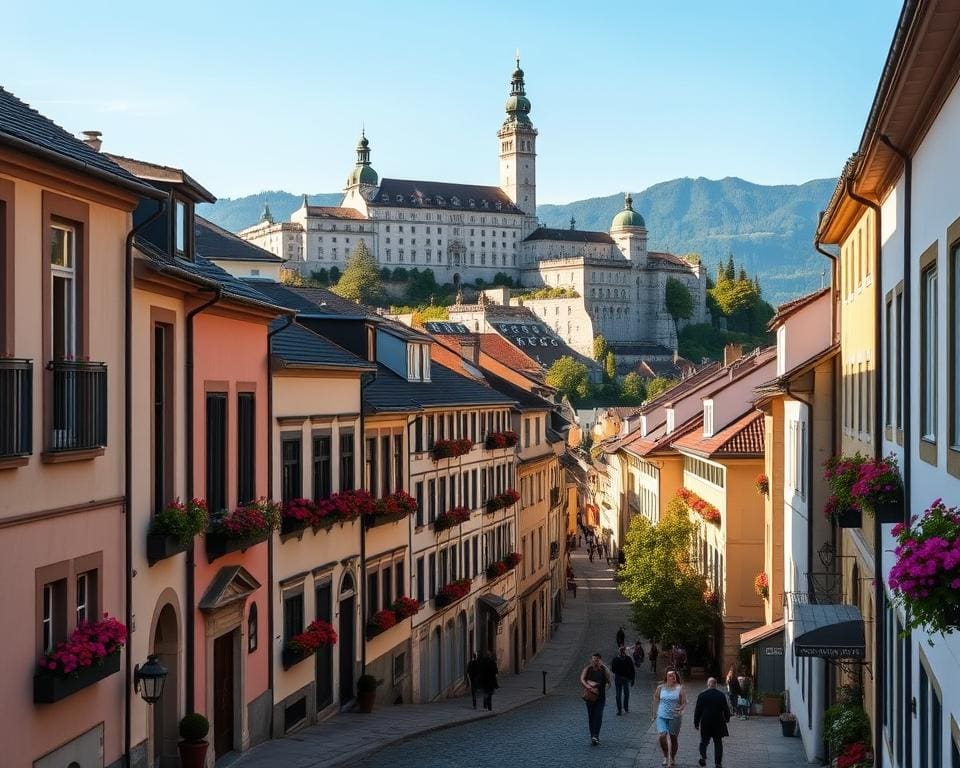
[703,400,714,438]
[173,196,194,261]
[640,415,648,438]
[666,409,675,435]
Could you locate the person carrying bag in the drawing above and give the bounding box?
[580,652,612,745]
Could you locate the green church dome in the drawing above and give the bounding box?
[348,163,379,187]
[611,193,646,230]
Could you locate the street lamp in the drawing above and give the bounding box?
[134,654,168,705]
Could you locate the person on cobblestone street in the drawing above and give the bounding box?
[649,642,659,673]
[580,652,612,745]
[653,669,687,767]
[610,646,635,715]
[616,625,626,648]
[694,677,731,768]
[466,652,481,709]
[479,652,498,711]
[632,639,645,667]
[725,667,741,715]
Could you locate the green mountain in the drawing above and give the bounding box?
[199,176,837,305]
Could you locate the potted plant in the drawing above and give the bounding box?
[34,614,127,703]
[889,498,960,635]
[357,674,379,713]
[823,701,871,757]
[206,498,280,562]
[147,498,208,563]
[755,473,769,496]
[824,454,867,528]
[177,712,209,768]
[779,712,797,737]
[754,572,769,600]
[851,454,904,524]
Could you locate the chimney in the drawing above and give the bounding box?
[461,334,480,367]
[81,131,102,152]
[723,343,743,367]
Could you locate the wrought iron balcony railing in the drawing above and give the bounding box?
[47,360,107,452]
[0,358,32,458]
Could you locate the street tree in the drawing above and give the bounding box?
[593,335,609,363]
[665,277,694,334]
[545,356,591,401]
[332,241,383,305]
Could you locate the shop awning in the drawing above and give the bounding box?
[739,618,785,648]
[478,593,511,619]
[792,603,865,659]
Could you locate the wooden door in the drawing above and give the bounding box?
[316,583,333,709]
[338,595,355,705]
[213,632,235,759]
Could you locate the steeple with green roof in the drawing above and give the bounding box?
[611,193,646,231]
[346,130,379,188]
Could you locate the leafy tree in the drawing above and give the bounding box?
[665,277,694,333]
[392,267,409,281]
[618,500,715,646]
[545,356,592,402]
[492,272,515,288]
[379,267,393,281]
[646,376,678,400]
[411,306,450,326]
[604,351,617,381]
[724,254,735,281]
[331,241,383,305]
[593,335,609,363]
[309,268,330,285]
[328,265,341,283]
[406,268,440,304]
[620,372,647,404]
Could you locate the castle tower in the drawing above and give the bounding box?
[610,193,648,263]
[498,57,538,220]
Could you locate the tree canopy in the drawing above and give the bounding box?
[646,376,678,400]
[545,356,591,401]
[618,500,716,646]
[593,335,609,363]
[665,277,694,329]
[604,351,617,381]
[331,243,382,304]
[620,372,647,405]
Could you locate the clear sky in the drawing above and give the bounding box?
[3,0,902,203]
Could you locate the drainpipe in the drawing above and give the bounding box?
[844,176,885,766]
[879,132,912,768]
[185,285,223,713]
[123,196,168,767]
[265,314,294,722]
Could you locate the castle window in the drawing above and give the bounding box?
[396,195,403,202]
[469,200,475,208]
[452,197,460,206]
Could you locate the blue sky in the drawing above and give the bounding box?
[3,1,902,203]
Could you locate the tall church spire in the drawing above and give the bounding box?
[346,129,378,189]
[498,57,538,219]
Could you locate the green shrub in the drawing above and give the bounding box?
[823,703,870,754]
[150,499,208,545]
[357,674,379,694]
[179,713,209,742]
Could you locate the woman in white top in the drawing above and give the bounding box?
[653,668,687,767]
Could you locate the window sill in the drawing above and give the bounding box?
[919,438,937,467]
[41,447,105,464]
[947,448,960,480]
[0,455,29,470]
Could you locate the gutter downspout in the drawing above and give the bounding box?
[185,285,223,713]
[880,132,912,768]
[123,196,168,767]
[265,315,295,714]
[844,178,885,767]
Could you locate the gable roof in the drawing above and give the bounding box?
[197,217,284,263]
[363,360,515,413]
[104,152,216,202]
[250,282,378,320]
[523,227,615,245]
[304,205,367,220]
[768,287,830,331]
[0,87,162,199]
[369,178,524,215]
[671,409,764,458]
[270,320,375,371]
[620,414,703,458]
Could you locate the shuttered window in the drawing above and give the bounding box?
[237,392,256,503]
[206,392,227,513]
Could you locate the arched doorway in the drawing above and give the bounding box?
[338,572,357,706]
[430,627,442,700]
[152,604,180,768]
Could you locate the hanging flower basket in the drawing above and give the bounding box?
[365,490,418,528]
[823,454,867,526]
[34,614,127,703]
[147,498,208,564]
[889,499,960,636]
[486,489,520,513]
[206,498,280,562]
[755,473,769,496]
[434,578,472,608]
[485,431,519,450]
[431,438,473,461]
[434,507,471,532]
[851,455,904,524]
[282,620,337,669]
[754,572,769,600]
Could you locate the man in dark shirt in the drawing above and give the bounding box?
[694,677,731,767]
[610,646,636,715]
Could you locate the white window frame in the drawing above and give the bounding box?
[703,401,714,438]
[42,583,55,653]
[50,223,77,359]
[76,571,90,625]
[923,265,938,442]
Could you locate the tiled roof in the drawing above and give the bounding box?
[481,369,554,412]
[428,341,480,380]
[270,320,375,371]
[523,228,615,245]
[477,334,541,372]
[104,153,216,202]
[369,178,524,215]
[249,282,378,319]
[621,415,703,458]
[767,287,830,330]
[638,361,721,413]
[305,206,367,220]
[0,87,160,198]
[671,409,764,458]
[378,316,432,342]
[363,360,515,413]
[197,217,284,263]
[648,251,694,268]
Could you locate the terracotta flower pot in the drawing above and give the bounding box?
[358,691,376,713]
[178,739,209,768]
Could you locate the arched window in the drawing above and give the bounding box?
[248,603,258,653]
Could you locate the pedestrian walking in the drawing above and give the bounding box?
[632,640,645,667]
[649,642,659,673]
[588,544,595,563]
[724,667,741,715]
[479,652,499,711]
[466,652,481,709]
[579,652,612,746]
[653,669,687,767]
[736,675,751,720]
[616,625,626,648]
[694,677,731,768]
[610,646,636,715]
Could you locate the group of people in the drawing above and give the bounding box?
[578,628,737,767]
[465,652,499,711]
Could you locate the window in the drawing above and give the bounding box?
[393,652,406,685]
[75,570,96,625]
[42,580,66,652]
[206,393,227,513]
[382,565,393,607]
[248,603,258,652]
[174,199,188,257]
[395,561,405,599]
[50,223,77,360]
[393,434,403,488]
[365,437,377,494]
[416,557,425,603]
[921,260,938,446]
[313,434,331,500]
[281,434,302,503]
[366,571,379,618]
[237,392,256,503]
[381,435,391,496]
[340,432,355,490]
[428,553,437,598]
[413,417,423,452]
[152,322,174,513]
[703,402,714,438]
[896,288,903,430]
[952,243,960,452]
[885,295,893,429]
[415,481,424,527]
[283,589,304,642]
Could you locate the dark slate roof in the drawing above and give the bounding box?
[249,282,377,319]
[364,360,515,413]
[0,87,161,198]
[270,320,375,370]
[368,178,524,215]
[197,217,284,263]
[523,227,615,245]
[424,322,471,334]
[135,236,289,314]
[488,316,595,370]
[482,369,554,412]
[378,317,432,342]
[104,153,216,203]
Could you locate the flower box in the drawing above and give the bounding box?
[835,507,862,529]
[365,491,418,528]
[484,431,519,450]
[366,610,398,638]
[486,553,521,580]
[279,515,311,540]
[34,650,121,703]
[676,487,721,524]
[206,529,271,562]
[283,620,337,669]
[434,578,472,608]
[146,533,191,564]
[863,499,903,525]
[485,489,520,513]
[431,439,473,461]
[851,455,904,524]
[392,596,420,620]
[282,645,313,670]
[434,507,471,532]
[207,498,280,562]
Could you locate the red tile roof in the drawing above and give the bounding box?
[671,409,764,458]
[478,334,541,372]
[305,205,367,220]
[621,415,703,457]
[767,287,830,330]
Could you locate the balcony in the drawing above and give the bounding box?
[0,358,32,461]
[47,360,107,453]
[550,487,561,508]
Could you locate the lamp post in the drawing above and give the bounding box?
[134,654,168,705]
